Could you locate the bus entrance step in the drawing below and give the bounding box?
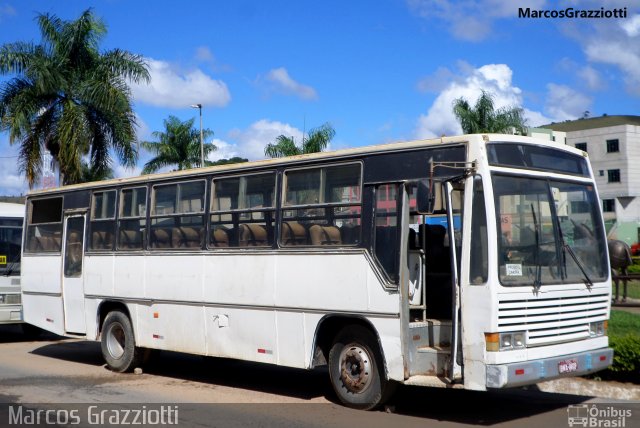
[408,345,451,377]
[417,345,451,354]
[408,320,452,348]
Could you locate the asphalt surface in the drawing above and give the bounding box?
[0,325,638,427]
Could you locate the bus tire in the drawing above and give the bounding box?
[101,310,142,373]
[328,324,393,410]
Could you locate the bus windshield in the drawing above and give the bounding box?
[0,218,22,276]
[494,174,607,287]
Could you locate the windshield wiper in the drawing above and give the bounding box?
[557,222,593,288]
[530,204,542,290]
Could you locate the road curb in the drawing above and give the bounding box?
[535,377,640,401]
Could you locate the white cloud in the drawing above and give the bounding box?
[113,164,143,179]
[214,119,304,161]
[621,13,640,37]
[544,83,592,121]
[261,67,318,100]
[132,58,231,108]
[584,38,640,95]
[414,63,590,138]
[577,66,605,91]
[563,12,640,95]
[0,141,28,195]
[415,64,527,138]
[407,0,547,41]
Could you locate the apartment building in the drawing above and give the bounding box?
[541,115,640,245]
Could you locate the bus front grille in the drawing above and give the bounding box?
[497,291,610,347]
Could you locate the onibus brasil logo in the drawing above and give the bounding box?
[567,404,632,427]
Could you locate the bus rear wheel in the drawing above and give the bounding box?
[101,310,142,373]
[328,325,394,410]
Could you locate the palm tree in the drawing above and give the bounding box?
[0,9,149,187]
[264,122,335,158]
[141,115,216,174]
[452,90,527,135]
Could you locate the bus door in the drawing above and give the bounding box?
[444,180,464,381]
[62,214,86,334]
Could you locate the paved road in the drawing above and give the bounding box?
[0,325,638,428]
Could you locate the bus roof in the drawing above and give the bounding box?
[0,202,25,218]
[26,133,580,196]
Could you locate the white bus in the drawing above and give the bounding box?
[0,202,25,327]
[21,134,613,409]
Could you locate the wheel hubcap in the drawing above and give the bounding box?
[106,322,125,360]
[339,344,372,393]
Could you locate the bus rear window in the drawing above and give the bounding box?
[488,143,590,177]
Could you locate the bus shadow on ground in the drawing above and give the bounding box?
[28,340,591,424]
[0,325,63,344]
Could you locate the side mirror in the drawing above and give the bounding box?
[415,179,434,214]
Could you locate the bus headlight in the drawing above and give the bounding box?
[485,331,527,351]
[589,321,607,337]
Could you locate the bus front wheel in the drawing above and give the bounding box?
[101,310,142,373]
[328,325,394,410]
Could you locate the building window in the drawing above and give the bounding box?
[575,142,587,152]
[606,139,619,153]
[599,170,604,177]
[603,199,615,213]
[607,169,621,183]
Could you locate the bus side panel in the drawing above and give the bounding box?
[84,297,100,340]
[84,255,115,297]
[204,306,277,364]
[276,311,306,368]
[137,303,206,355]
[203,254,276,306]
[274,253,397,314]
[114,255,146,298]
[21,256,61,294]
[22,293,65,336]
[146,255,204,302]
[373,318,404,382]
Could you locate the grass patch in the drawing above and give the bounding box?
[609,310,640,336]
[596,310,640,382]
[611,280,640,300]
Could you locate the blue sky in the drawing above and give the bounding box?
[1,0,639,195]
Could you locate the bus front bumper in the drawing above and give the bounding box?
[486,347,613,388]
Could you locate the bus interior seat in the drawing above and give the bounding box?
[151,228,172,248]
[66,231,83,265]
[91,230,113,250]
[339,223,360,245]
[309,225,341,246]
[119,229,142,249]
[281,221,307,245]
[239,223,268,246]
[210,227,230,247]
[173,226,203,248]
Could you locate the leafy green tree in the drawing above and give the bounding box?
[452,90,527,135]
[0,9,149,187]
[80,161,114,182]
[207,156,248,166]
[141,115,216,174]
[264,122,335,158]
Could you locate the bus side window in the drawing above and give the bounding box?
[469,176,488,284]
[373,184,399,283]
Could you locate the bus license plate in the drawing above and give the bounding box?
[0,255,6,265]
[558,359,578,374]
